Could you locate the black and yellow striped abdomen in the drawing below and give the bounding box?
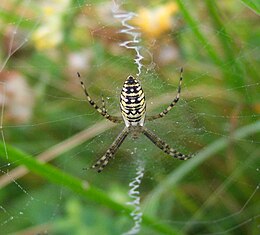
[120,76,146,126]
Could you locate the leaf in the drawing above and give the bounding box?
[240,0,260,15]
[0,142,179,235]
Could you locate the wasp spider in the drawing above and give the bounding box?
[77,68,193,173]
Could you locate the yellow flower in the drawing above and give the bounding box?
[32,0,70,50]
[32,21,63,50]
[133,3,178,38]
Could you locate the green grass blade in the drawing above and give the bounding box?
[205,1,244,73]
[144,120,260,215]
[175,0,222,66]
[0,142,179,235]
[205,0,258,98]
[240,0,260,15]
[183,148,260,232]
[176,0,245,87]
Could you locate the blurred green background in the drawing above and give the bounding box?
[0,0,259,234]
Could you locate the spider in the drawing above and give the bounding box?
[77,68,193,173]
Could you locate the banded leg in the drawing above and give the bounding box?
[92,127,129,172]
[101,95,106,113]
[142,126,192,160]
[146,68,183,121]
[77,72,122,123]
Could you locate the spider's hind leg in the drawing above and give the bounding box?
[101,95,107,113]
[142,126,193,160]
[91,127,129,173]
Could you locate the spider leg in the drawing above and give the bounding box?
[142,126,193,160]
[77,72,122,123]
[101,95,107,113]
[92,127,129,172]
[146,68,183,121]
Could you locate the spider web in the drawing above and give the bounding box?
[0,0,259,234]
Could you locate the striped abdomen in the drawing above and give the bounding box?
[120,76,146,127]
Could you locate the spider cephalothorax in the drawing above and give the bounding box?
[77,68,193,173]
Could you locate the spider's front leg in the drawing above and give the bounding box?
[77,72,122,124]
[146,68,183,121]
[91,127,129,172]
[142,126,193,160]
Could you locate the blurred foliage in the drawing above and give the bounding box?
[0,0,259,234]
